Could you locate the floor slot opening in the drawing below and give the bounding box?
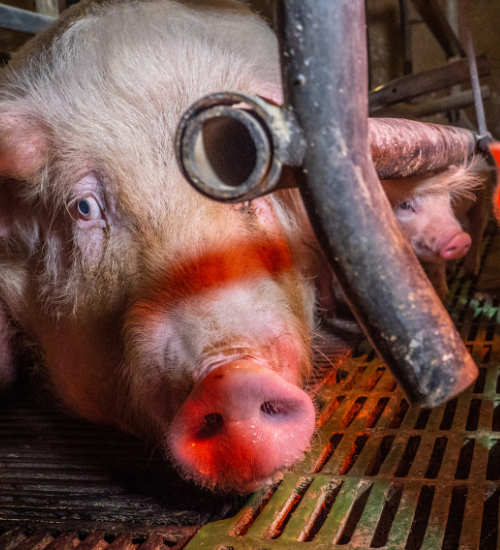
[442,486,467,550]
[455,438,475,480]
[394,436,421,478]
[404,485,435,550]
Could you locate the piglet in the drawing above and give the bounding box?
[319,162,484,333]
[381,161,485,300]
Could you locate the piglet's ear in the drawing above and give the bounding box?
[0,109,47,179]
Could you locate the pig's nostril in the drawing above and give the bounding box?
[197,413,224,439]
[261,401,282,415]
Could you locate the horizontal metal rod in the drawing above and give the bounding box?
[369,118,476,179]
[373,85,490,119]
[369,55,490,111]
[410,0,465,58]
[0,3,55,34]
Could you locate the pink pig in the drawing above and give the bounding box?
[381,162,485,300]
[0,0,319,493]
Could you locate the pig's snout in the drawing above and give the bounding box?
[440,232,471,260]
[167,360,315,493]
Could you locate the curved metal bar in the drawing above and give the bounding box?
[276,0,477,407]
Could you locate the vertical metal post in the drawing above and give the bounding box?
[457,0,489,140]
[275,0,478,407]
[399,0,413,75]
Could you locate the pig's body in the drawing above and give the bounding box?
[0,0,319,493]
[381,163,484,300]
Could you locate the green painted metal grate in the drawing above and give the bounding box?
[186,224,500,550]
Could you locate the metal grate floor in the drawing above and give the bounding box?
[2,223,500,550]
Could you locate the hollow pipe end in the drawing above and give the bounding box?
[175,92,283,203]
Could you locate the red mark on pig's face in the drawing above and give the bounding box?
[152,237,293,303]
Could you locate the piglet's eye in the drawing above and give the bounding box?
[77,197,101,221]
[399,201,412,211]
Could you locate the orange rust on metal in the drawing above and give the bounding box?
[369,118,476,179]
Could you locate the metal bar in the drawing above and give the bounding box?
[446,0,461,116]
[369,118,476,179]
[369,54,490,111]
[35,0,58,18]
[399,0,413,75]
[410,0,465,58]
[457,0,488,139]
[276,0,477,407]
[373,85,490,120]
[0,3,55,34]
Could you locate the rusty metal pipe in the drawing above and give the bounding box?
[369,118,476,179]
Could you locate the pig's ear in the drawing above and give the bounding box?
[0,109,47,237]
[0,110,47,178]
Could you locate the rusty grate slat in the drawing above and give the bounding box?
[184,222,500,548]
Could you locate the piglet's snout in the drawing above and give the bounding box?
[167,361,315,493]
[440,232,471,260]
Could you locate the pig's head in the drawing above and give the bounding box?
[381,162,482,263]
[0,0,317,492]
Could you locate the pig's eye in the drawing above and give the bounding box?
[77,197,102,221]
[399,202,412,211]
